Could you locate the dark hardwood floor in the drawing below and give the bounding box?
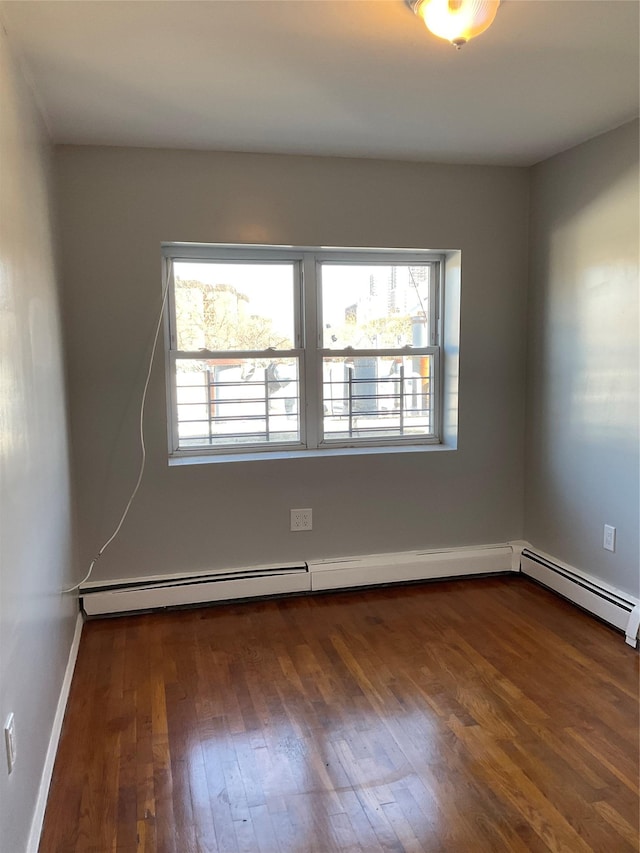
[40,576,639,852]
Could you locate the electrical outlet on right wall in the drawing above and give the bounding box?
[4,713,16,774]
[603,524,616,552]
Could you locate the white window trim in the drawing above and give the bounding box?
[162,243,445,460]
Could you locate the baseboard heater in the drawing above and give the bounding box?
[81,563,310,616]
[309,545,514,591]
[521,548,640,647]
[80,544,515,617]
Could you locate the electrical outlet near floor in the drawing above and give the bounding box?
[603,524,616,552]
[4,713,16,774]
[291,508,313,531]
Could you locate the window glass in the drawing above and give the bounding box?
[320,264,431,350]
[173,261,296,351]
[322,354,435,442]
[175,357,300,449]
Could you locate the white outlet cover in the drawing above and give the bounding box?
[4,713,16,774]
[290,508,313,531]
[603,524,616,552]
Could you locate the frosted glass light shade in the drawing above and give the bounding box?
[414,0,500,48]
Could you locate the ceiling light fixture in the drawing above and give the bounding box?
[408,0,501,49]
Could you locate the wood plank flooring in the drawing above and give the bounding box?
[40,577,639,852]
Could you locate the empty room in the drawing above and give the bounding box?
[1,1,638,851]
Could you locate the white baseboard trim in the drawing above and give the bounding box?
[626,605,640,648]
[81,563,310,616]
[80,544,517,617]
[309,544,514,591]
[520,546,640,646]
[27,610,84,853]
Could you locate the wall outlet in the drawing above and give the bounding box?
[4,713,16,774]
[291,508,312,531]
[603,524,616,552]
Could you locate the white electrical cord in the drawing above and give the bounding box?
[63,261,173,594]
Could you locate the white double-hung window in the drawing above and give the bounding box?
[164,245,442,457]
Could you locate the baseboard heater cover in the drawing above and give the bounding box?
[81,564,310,616]
[309,545,514,591]
[80,544,516,616]
[521,548,640,646]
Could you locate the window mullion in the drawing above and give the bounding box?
[302,253,321,449]
[166,256,178,351]
[167,350,180,453]
[164,257,180,454]
[319,347,436,359]
[432,347,441,440]
[293,260,303,349]
[431,261,440,347]
[173,349,302,360]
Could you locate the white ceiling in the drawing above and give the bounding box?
[2,0,638,166]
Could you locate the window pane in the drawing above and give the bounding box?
[173,261,296,351]
[320,264,430,349]
[322,354,435,442]
[175,357,300,450]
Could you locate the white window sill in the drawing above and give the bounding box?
[168,442,456,466]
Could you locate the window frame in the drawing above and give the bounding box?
[163,244,444,459]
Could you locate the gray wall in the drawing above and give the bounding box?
[55,146,529,583]
[525,120,639,597]
[0,23,77,853]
